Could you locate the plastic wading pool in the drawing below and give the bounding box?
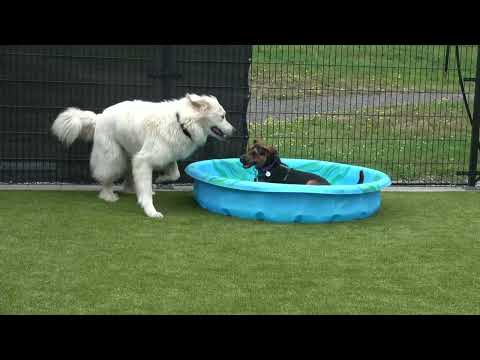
[185,158,391,223]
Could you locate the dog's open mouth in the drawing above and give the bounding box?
[240,156,255,169]
[211,126,225,138]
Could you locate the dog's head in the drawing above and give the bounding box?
[186,93,235,141]
[240,139,279,169]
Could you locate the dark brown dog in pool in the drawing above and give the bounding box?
[240,139,364,185]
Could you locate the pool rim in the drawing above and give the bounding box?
[185,158,392,195]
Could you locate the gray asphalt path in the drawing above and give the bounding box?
[247,92,467,122]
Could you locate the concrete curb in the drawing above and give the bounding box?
[0,184,193,192]
[0,184,478,192]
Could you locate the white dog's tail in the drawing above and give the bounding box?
[51,107,98,147]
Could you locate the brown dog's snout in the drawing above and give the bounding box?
[239,151,257,168]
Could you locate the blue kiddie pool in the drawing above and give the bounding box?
[185,158,391,223]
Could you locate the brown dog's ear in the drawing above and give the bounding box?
[253,138,264,145]
[267,146,278,155]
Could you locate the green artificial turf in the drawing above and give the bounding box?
[0,190,479,314]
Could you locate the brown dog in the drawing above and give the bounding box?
[240,140,364,185]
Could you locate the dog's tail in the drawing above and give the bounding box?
[51,107,98,147]
[357,170,365,184]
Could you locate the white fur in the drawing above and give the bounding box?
[51,94,235,218]
[51,107,97,146]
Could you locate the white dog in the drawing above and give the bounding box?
[51,94,235,218]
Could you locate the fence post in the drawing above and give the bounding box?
[444,46,450,74]
[467,46,480,187]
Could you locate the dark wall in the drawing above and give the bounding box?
[0,45,252,184]
[172,46,251,182]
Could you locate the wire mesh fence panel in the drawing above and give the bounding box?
[0,45,163,183]
[0,45,251,184]
[247,45,478,185]
[1,45,478,185]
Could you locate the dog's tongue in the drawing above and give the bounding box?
[212,126,224,137]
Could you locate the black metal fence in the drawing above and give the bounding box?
[247,45,479,186]
[1,45,479,186]
[0,45,251,184]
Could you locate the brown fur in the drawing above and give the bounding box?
[240,139,327,185]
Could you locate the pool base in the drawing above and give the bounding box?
[193,180,382,223]
[186,158,391,224]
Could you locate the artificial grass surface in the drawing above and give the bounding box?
[0,190,479,314]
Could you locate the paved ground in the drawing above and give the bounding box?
[246,92,467,122]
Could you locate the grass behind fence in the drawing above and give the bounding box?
[248,45,478,184]
[250,45,478,98]
[248,99,472,184]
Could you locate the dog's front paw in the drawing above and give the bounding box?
[147,211,164,219]
[144,207,164,219]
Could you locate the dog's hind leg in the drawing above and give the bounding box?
[98,183,119,202]
[90,135,127,202]
[120,160,138,194]
[122,164,157,195]
[154,161,180,183]
[121,168,135,193]
[132,151,163,219]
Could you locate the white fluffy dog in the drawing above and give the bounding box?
[51,94,235,218]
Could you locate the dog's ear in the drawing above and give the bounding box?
[253,138,263,145]
[267,146,278,155]
[186,93,210,112]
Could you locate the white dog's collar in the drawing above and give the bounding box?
[176,112,193,141]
